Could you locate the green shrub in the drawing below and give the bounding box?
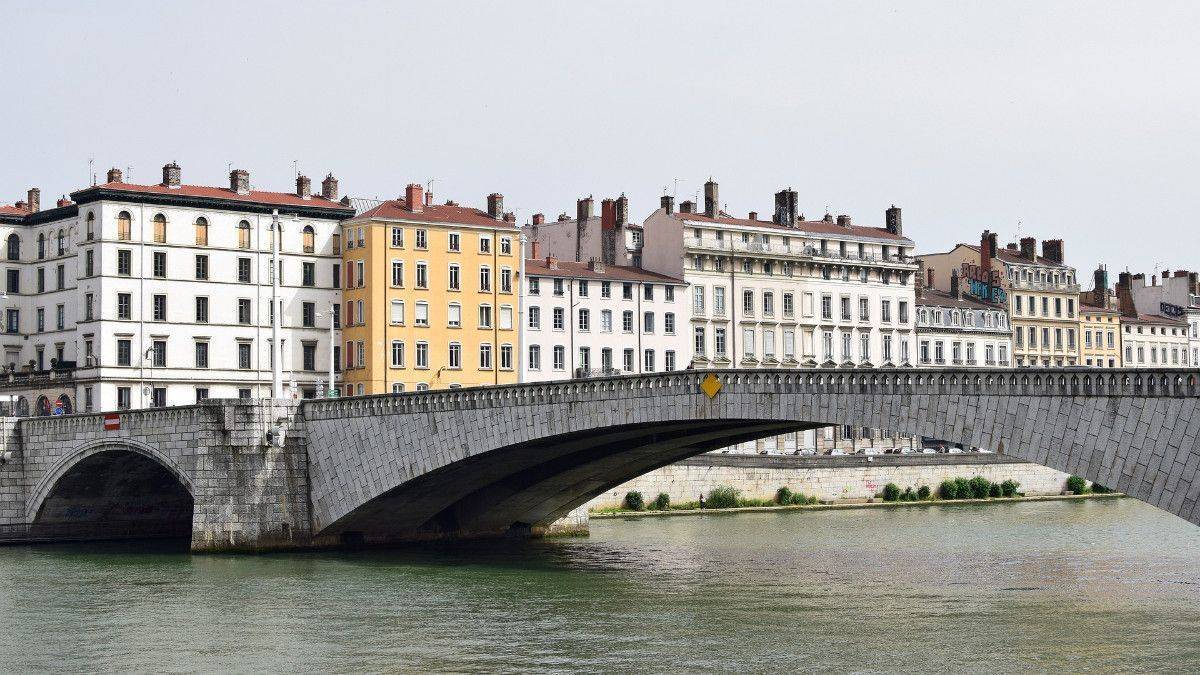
[917,485,931,500]
[706,485,740,509]
[1066,475,1088,495]
[623,491,645,511]
[1000,479,1020,497]
[775,487,793,505]
[882,483,901,502]
[738,497,775,508]
[1091,483,1112,494]
[939,480,959,500]
[789,492,807,505]
[968,476,992,499]
[988,483,1003,498]
[651,492,670,510]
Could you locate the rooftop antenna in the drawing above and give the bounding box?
[426,178,436,195]
[126,165,132,182]
[673,178,681,198]
[88,157,95,186]
[292,160,299,177]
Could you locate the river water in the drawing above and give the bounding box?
[1,498,1198,673]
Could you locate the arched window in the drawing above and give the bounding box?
[117,211,132,241]
[37,233,45,259]
[86,212,95,240]
[194,217,209,246]
[5,233,19,261]
[153,214,167,243]
[56,229,64,256]
[302,225,315,253]
[237,220,251,249]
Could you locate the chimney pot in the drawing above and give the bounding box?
[547,255,559,271]
[296,175,312,199]
[680,200,695,214]
[162,162,181,188]
[588,257,606,273]
[532,213,545,225]
[486,193,504,219]
[26,188,39,214]
[229,169,250,195]
[530,240,542,259]
[503,212,516,223]
[424,189,433,206]
[885,205,903,236]
[405,183,424,213]
[106,167,123,183]
[703,179,719,218]
[836,214,851,227]
[321,173,339,201]
[557,213,571,222]
[822,213,834,223]
[660,194,674,214]
[56,197,71,208]
[748,211,757,221]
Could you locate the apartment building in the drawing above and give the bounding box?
[921,231,1080,367]
[521,252,690,382]
[1127,269,1200,367]
[1116,272,1191,368]
[0,164,351,414]
[1078,266,1122,368]
[915,272,1011,368]
[340,184,519,394]
[641,180,920,453]
[524,195,642,267]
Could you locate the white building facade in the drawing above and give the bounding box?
[1128,270,1199,367]
[0,163,352,415]
[641,181,921,453]
[521,256,691,382]
[915,287,1012,368]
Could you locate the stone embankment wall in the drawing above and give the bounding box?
[586,454,1072,508]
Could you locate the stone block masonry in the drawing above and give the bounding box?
[586,454,1072,509]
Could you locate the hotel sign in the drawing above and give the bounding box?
[960,263,1007,305]
[1161,302,1185,318]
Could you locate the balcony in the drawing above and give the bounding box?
[684,237,916,266]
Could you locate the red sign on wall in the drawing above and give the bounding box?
[103,413,120,431]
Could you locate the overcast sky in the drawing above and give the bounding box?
[3,1,1198,279]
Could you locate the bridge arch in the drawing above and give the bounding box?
[27,438,195,542]
[303,369,1200,545]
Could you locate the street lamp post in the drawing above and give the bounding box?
[270,210,282,399]
[317,304,337,398]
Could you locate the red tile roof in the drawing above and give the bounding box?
[0,204,28,217]
[917,288,1004,310]
[355,199,520,230]
[673,211,910,242]
[74,181,354,212]
[958,243,1069,268]
[1124,312,1188,327]
[525,258,685,283]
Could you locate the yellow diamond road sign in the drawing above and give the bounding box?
[700,373,722,399]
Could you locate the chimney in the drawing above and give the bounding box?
[106,167,123,184]
[530,239,542,259]
[660,194,674,214]
[321,173,339,200]
[885,205,902,236]
[773,189,797,226]
[926,268,935,289]
[557,213,571,222]
[950,269,962,299]
[703,179,719,218]
[836,214,851,227]
[680,200,695,214]
[748,211,757,221]
[229,169,250,195]
[601,199,616,229]
[405,183,424,212]
[503,212,516,223]
[980,230,998,279]
[26,188,39,214]
[1019,237,1036,260]
[1041,239,1064,264]
[162,162,181,188]
[56,197,71,208]
[546,255,559,271]
[296,175,312,199]
[424,189,433,206]
[822,213,834,223]
[1093,265,1108,294]
[615,193,629,226]
[14,201,26,212]
[487,193,504,220]
[576,196,593,223]
[915,259,926,298]
[588,257,606,273]
[1116,272,1138,316]
[576,196,593,262]
[1006,242,1018,251]
[532,213,545,225]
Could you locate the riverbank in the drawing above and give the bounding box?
[591,492,1126,519]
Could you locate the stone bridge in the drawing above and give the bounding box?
[0,368,1197,551]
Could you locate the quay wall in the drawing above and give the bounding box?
[586,454,1073,508]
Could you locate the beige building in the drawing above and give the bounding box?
[1079,265,1122,368]
[920,231,1080,367]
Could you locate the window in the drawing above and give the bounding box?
[303,262,315,287]
[238,299,252,324]
[762,292,774,317]
[501,268,512,293]
[153,251,167,278]
[821,295,832,320]
[416,342,429,368]
[448,232,460,251]
[783,293,794,318]
[415,262,428,289]
[622,310,634,332]
[302,302,315,328]
[448,264,460,291]
[715,328,727,357]
[743,289,754,317]
[448,342,461,369]
[553,345,565,370]
[84,293,94,321]
[117,293,132,320]
[623,348,634,372]
[152,213,167,243]
[664,312,675,335]
[500,344,513,370]
[302,225,315,253]
[36,268,44,293]
[415,302,430,326]
[478,234,490,254]
[899,301,909,324]
[693,286,705,314]
[643,349,655,371]
[499,305,513,330]
[448,303,462,328]
[478,304,493,328]
[553,308,565,330]
[391,340,405,367]
[238,220,251,248]
[117,211,131,241]
[196,297,209,323]
[642,311,653,333]
[714,287,726,315]
[840,296,851,321]
[528,306,541,329]
[355,261,365,287]
[529,278,541,296]
[643,284,654,301]
[85,249,94,276]
[859,297,870,321]
[151,340,167,367]
[415,229,428,249]
[601,281,611,298]
[478,266,491,292]
[116,339,132,366]
[601,310,613,332]
[528,344,541,370]
[500,237,512,255]
[195,341,209,368]
[623,283,633,300]
[764,329,776,360]
[743,328,756,359]
[194,217,209,246]
[238,258,251,283]
[479,343,493,369]
[238,343,252,369]
[391,227,404,248]
[117,249,132,276]
[391,260,404,287]
[153,294,167,321]
[390,299,405,325]
[302,343,316,371]
[694,327,706,356]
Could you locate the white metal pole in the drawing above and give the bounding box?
[271,210,282,399]
[328,303,336,397]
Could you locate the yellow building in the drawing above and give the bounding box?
[1079,266,1122,368]
[340,184,520,395]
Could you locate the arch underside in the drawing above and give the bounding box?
[30,449,194,541]
[317,419,821,544]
